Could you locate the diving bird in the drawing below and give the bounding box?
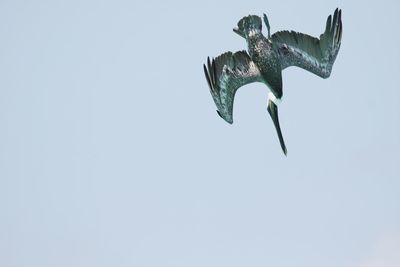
[203,8,342,155]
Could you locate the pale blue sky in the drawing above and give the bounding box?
[0,1,399,267]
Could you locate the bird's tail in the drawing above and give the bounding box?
[233,15,262,38]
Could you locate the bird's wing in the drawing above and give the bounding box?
[271,8,342,78]
[203,50,262,123]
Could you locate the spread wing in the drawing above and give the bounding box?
[203,51,262,124]
[271,8,342,78]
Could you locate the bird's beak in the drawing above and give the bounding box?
[267,100,287,156]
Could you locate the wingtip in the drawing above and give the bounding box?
[325,14,332,33]
[207,57,215,85]
[335,8,342,18]
[216,110,233,124]
[203,63,213,90]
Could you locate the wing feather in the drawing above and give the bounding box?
[271,8,342,78]
[203,51,262,123]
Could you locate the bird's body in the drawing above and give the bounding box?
[203,8,343,155]
[247,34,283,99]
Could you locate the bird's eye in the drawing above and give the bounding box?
[280,46,289,55]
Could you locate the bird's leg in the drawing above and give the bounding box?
[263,13,271,38]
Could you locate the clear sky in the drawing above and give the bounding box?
[0,1,399,267]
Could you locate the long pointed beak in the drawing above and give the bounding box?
[267,100,287,156]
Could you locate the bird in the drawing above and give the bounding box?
[203,8,342,155]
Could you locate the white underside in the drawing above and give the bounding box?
[268,92,282,106]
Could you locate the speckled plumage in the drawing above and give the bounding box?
[204,9,342,155]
